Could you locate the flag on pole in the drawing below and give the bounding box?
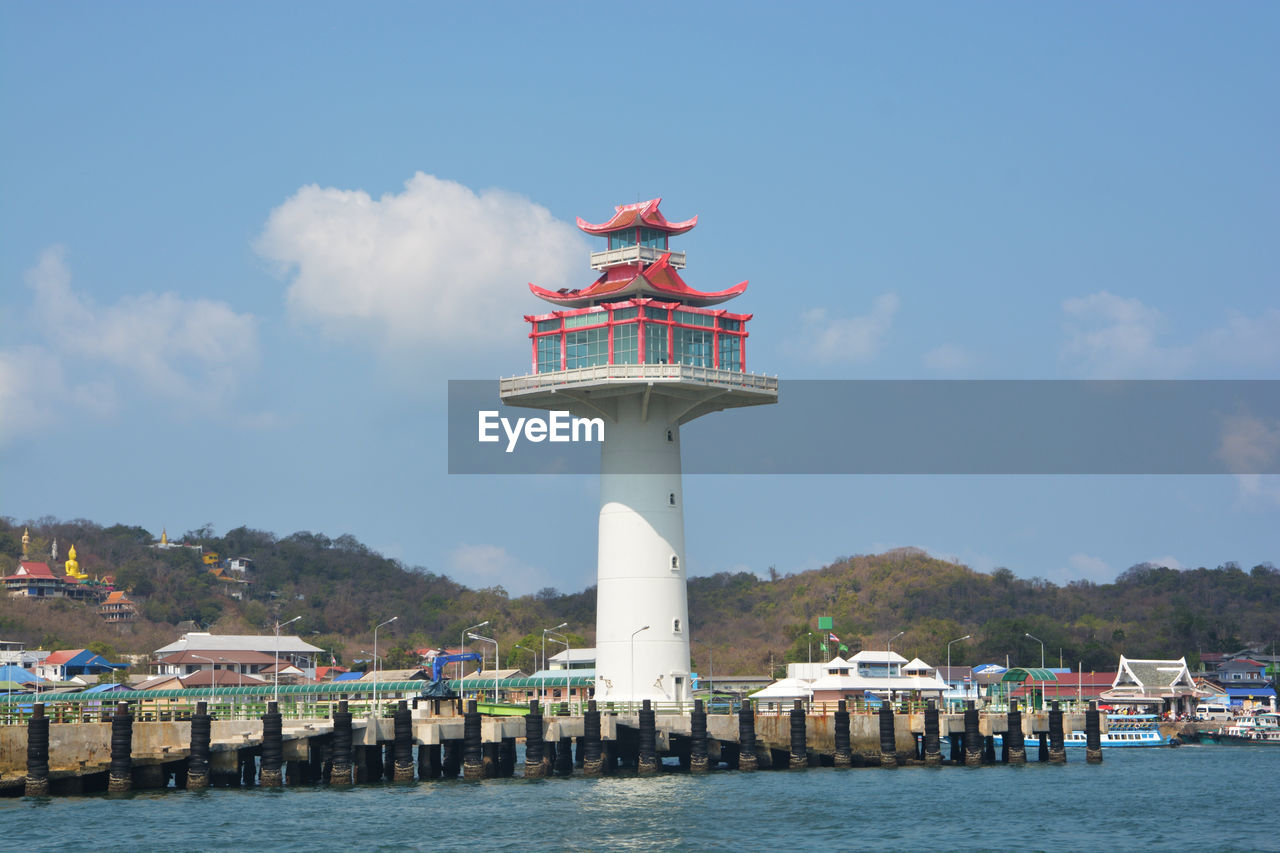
[828,632,841,643]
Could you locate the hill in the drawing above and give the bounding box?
[2,518,1275,676]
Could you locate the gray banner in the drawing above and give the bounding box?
[448,379,1280,475]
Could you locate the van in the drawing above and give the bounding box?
[1196,703,1232,722]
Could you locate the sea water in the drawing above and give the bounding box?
[4,745,1275,852]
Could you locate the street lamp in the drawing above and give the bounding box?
[542,622,567,702]
[190,654,218,703]
[630,625,650,709]
[372,616,398,715]
[947,634,973,711]
[513,644,536,673]
[461,621,490,702]
[468,632,499,707]
[886,631,905,705]
[807,631,813,665]
[274,616,301,704]
[1026,632,1046,709]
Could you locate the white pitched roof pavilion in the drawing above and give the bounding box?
[155,632,324,655]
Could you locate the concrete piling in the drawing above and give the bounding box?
[923,700,942,767]
[462,700,484,779]
[737,702,758,771]
[330,700,354,785]
[108,701,133,792]
[393,701,415,781]
[554,736,574,776]
[24,703,50,797]
[1048,701,1066,763]
[523,700,546,778]
[637,699,659,776]
[879,703,898,768]
[1006,699,1026,765]
[689,699,710,773]
[963,701,983,767]
[499,738,516,777]
[789,700,809,769]
[1085,701,1103,764]
[1038,731,1049,762]
[442,740,462,778]
[187,701,211,790]
[582,700,604,776]
[260,701,283,787]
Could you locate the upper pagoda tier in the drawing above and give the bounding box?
[530,198,747,309]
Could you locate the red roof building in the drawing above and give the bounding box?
[2,561,65,598]
[523,199,753,373]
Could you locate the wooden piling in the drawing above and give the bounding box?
[1085,701,1103,764]
[582,700,604,776]
[108,701,133,792]
[24,703,49,796]
[737,703,758,771]
[637,699,659,776]
[523,700,546,778]
[393,701,415,781]
[186,701,211,790]
[462,700,484,779]
[1048,701,1066,763]
[330,700,354,785]
[260,701,284,787]
[963,702,983,767]
[1006,699,1026,765]
[689,699,710,773]
[789,700,809,769]
[923,700,941,766]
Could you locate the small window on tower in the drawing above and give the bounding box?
[667,430,673,442]
[668,493,676,506]
[673,618,682,633]
[671,555,679,570]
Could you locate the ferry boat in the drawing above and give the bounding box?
[1065,714,1174,747]
[1205,712,1280,746]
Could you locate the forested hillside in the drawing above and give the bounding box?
[2,518,1275,676]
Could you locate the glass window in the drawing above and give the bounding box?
[719,318,741,332]
[674,328,712,366]
[612,322,638,364]
[536,319,561,332]
[645,307,669,321]
[537,335,561,373]
[564,310,606,329]
[674,309,715,328]
[566,328,609,369]
[638,227,667,249]
[611,306,638,321]
[644,324,668,364]
[718,335,741,370]
[609,230,637,250]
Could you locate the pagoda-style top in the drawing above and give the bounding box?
[576,197,697,236]
[530,199,747,309]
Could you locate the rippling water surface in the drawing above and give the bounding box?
[4,745,1274,852]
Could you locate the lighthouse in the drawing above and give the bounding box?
[500,199,777,704]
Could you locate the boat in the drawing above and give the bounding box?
[1065,714,1175,747]
[1204,712,1280,746]
[994,713,1174,748]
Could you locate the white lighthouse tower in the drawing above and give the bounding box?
[501,199,777,705]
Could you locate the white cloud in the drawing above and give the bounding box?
[1065,552,1112,582]
[256,173,587,350]
[1215,414,1280,508]
[1060,291,1280,377]
[922,344,977,373]
[447,542,554,595]
[796,293,899,363]
[0,247,258,444]
[1147,555,1184,570]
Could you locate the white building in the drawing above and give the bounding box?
[153,632,323,680]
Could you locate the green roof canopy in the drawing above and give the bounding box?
[1001,668,1059,683]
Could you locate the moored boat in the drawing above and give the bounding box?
[1204,712,1280,746]
[1066,713,1174,747]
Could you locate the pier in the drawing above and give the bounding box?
[1,682,1108,794]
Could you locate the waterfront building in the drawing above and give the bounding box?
[153,632,324,679]
[500,198,777,705]
[1101,656,1203,716]
[34,649,127,682]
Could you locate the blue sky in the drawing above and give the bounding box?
[2,2,1277,596]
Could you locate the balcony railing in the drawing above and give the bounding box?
[500,363,778,397]
[589,245,686,270]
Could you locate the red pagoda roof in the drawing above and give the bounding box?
[576,198,697,236]
[3,561,59,581]
[530,253,747,308]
